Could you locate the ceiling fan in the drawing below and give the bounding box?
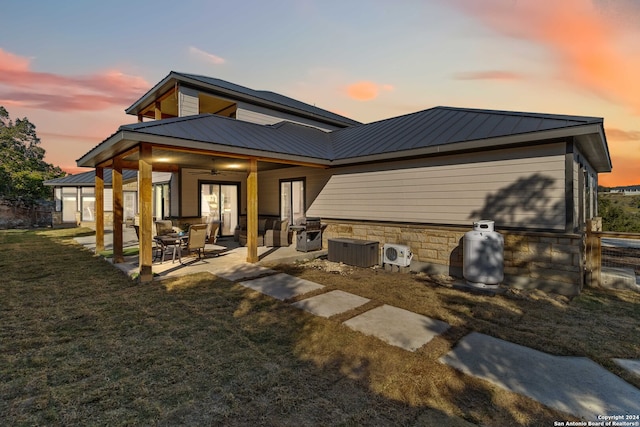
[188,159,222,175]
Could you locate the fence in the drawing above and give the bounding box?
[585,218,640,287]
[0,199,53,229]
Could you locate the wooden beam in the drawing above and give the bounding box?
[154,101,162,120]
[139,86,177,118]
[139,143,154,282]
[112,157,124,263]
[586,217,602,289]
[95,167,105,253]
[246,158,258,263]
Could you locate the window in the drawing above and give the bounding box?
[62,187,78,223]
[280,178,305,225]
[81,187,95,221]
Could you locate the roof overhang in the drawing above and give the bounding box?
[76,129,330,169]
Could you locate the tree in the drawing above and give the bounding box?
[0,106,66,206]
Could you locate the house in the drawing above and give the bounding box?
[77,71,611,294]
[44,169,171,227]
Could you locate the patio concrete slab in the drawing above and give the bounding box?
[238,273,324,301]
[214,264,277,282]
[343,304,450,352]
[440,332,640,420]
[613,358,640,378]
[291,290,370,318]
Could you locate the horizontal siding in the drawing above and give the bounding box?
[179,86,199,117]
[307,144,567,230]
[236,102,340,131]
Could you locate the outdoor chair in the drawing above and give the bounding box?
[134,225,166,261]
[182,223,207,262]
[154,220,181,236]
[206,221,220,244]
[264,219,290,247]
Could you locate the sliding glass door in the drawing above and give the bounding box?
[280,178,305,226]
[200,183,239,237]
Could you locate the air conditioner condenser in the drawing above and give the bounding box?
[383,243,413,267]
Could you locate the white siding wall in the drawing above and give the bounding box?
[306,143,568,230]
[178,86,199,117]
[236,102,341,131]
[104,188,114,211]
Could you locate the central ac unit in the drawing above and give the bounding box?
[383,243,413,267]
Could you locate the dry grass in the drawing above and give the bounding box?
[274,260,640,382]
[1,228,638,426]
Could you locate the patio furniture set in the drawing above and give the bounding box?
[135,220,220,264]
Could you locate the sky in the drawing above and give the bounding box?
[1,0,639,187]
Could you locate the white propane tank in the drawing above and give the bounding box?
[463,220,504,288]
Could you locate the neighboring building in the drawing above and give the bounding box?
[77,71,612,293]
[44,170,170,227]
[609,185,640,196]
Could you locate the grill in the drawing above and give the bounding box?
[295,217,324,252]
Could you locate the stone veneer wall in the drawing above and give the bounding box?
[322,220,585,296]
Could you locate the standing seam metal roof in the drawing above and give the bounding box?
[116,106,604,162]
[44,169,139,186]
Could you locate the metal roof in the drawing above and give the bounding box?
[125,71,361,128]
[121,114,332,160]
[44,169,139,186]
[329,106,606,159]
[83,106,609,170]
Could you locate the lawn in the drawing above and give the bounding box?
[1,228,639,426]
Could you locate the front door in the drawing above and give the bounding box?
[200,183,239,237]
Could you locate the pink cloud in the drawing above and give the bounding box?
[188,46,226,65]
[0,48,150,112]
[450,0,640,114]
[345,81,394,101]
[0,48,30,72]
[606,128,640,141]
[454,70,524,81]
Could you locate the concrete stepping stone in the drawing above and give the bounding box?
[292,290,370,318]
[440,332,640,420]
[343,304,450,352]
[614,358,640,378]
[238,273,324,301]
[214,264,276,282]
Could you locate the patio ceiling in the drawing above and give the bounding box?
[118,147,296,173]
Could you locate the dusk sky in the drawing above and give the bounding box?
[1,0,639,186]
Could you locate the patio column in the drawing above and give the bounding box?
[246,158,258,263]
[138,143,153,282]
[112,157,124,263]
[95,167,105,254]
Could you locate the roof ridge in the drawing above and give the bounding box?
[435,106,603,122]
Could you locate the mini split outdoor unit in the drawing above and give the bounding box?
[383,244,413,267]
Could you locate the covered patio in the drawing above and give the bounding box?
[75,223,327,281]
[77,119,329,282]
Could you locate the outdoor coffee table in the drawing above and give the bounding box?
[154,233,188,263]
